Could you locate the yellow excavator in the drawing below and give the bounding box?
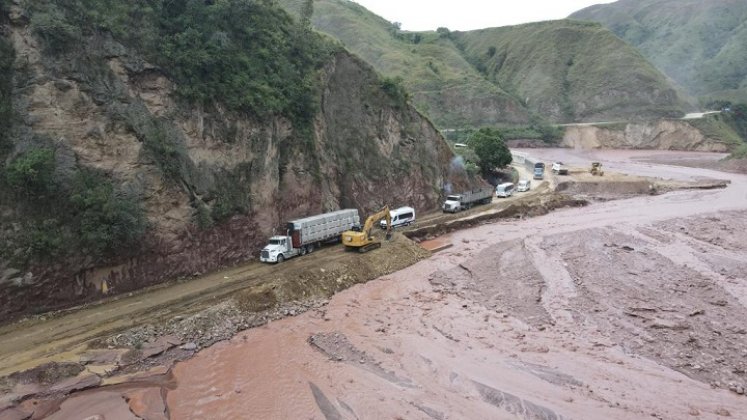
[342,206,392,253]
[590,162,605,176]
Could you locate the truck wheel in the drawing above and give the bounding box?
[276,254,284,264]
[300,246,307,256]
[307,244,314,253]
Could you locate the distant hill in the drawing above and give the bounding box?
[571,0,747,105]
[280,0,689,126]
[451,20,689,123]
[280,0,530,127]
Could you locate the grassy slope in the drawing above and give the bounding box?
[280,0,688,126]
[571,0,747,104]
[279,0,530,128]
[453,20,690,123]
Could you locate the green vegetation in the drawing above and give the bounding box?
[277,0,530,127]
[571,0,747,104]
[26,0,337,124]
[15,0,344,230]
[468,128,512,175]
[688,114,744,147]
[69,170,148,257]
[452,20,688,123]
[730,144,747,159]
[445,119,564,144]
[379,76,409,108]
[1,148,147,263]
[5,148,56,198]
[278,0,688,126]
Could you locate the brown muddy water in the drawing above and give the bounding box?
[7,150,747,419]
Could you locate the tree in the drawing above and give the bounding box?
[468,128,512,174]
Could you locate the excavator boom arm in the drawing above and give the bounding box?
[362,206,391,238]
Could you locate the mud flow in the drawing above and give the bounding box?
[2,150,747,419]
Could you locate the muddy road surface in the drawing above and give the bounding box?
[4,150,747,419]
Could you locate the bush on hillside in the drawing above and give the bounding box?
[5,149,57,198]
[69,170,148,257]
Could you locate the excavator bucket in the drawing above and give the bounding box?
[385,231,392,241]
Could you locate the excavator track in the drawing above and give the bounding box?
[359,242,382,253]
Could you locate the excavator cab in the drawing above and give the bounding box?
[590,162,604,176]
[342,206,392,253]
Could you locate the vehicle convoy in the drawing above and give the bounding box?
[343,207,393,253]
[552,161,569,175]
[260,209,360,263]
[495,182,515,198]
[380,206,416,228]
[590,162,605,176]
[442,187,493,213]
[517,179,531,192]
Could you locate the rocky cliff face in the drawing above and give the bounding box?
[0,5,467,319]
[563,120,732,152]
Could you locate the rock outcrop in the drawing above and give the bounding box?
[0,3,469,319]
[563,120,732,152]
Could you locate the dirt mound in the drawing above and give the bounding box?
[556,179,655,196]
[235,233,429,312]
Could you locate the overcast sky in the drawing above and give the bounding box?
[350,0,618,31]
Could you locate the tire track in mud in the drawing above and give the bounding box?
[551,218,747,390]
[523,236,579,326]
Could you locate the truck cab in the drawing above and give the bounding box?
[442,195,463,213]
[533,167,544,180]
[260,236,295,263]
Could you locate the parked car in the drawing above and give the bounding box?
[495,182,515,198]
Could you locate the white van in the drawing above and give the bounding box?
[380,206,416,229]
[495,182,515,198]
[517,179,531,192]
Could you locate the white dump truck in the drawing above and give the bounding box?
[442,187,493,213]
[260,209,360,263]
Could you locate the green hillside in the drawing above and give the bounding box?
[452,20,689,122]
[279,0,530,127]
[279,0,688,126]
[571,0,747,104]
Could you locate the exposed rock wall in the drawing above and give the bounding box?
[563,120,731,152]
[0,13,468,319]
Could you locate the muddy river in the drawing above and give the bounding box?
[8,150,747,419]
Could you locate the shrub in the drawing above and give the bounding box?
[379,76,409,107]
[5,148,57,198]
[69,170,147,256]
[26,219,65,259]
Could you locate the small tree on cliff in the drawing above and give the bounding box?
[468,128,512,175]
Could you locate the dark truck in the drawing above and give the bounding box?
[525,157,545,180]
